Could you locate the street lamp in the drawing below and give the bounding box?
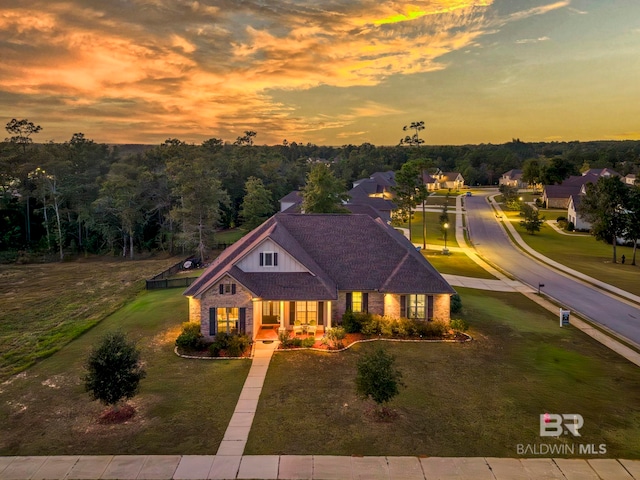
[443,222,449,255]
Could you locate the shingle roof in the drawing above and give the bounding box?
[184,213,455,299]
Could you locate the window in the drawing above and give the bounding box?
[217,307,239,334]
[219,283,236,295]
[403,294,434,320]
[296,301,317,324]
[262,301,280,324]
[407,294,426,319]
[259,251,278,267]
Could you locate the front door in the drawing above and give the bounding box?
[262,301,280,325]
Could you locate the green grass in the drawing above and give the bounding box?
[424,251,497,279]
[503,212,640,296]
[215,228,247,244]
[0,288,250,455]
[400,212,458,248]
[246,288,640,458]
[0,256,180,381]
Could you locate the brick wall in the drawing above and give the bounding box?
[198,276,254,339]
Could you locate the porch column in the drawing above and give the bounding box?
[279,301,286,333]
[326,301,332,329]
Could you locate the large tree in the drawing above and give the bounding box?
[578,176,630,263]
[240,176,275,229]
[167,148,229,261]
[5,118,42,152]
[392,161,424,242]
[301,163,349,213]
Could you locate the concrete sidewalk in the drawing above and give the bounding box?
[1,455,639,479]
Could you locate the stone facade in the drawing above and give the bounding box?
[198,275,254,339]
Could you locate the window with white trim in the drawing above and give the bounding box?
[259,251,278,267]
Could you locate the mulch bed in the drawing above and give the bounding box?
[98,404,136,424]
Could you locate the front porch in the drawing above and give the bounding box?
[253,300,331,341]
[254,325,324,342]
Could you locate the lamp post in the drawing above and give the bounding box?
[443,222,449,255]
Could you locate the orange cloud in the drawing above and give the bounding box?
[0,0,572,144]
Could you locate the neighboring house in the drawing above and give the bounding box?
[499,169,527,189]
[582,168,620,178]
[542,173,599,209]
[279,191,303,212]
[624,174,637,186]
[436,172,465,190]
[567,195,591,231]
[348,171,397,221]
[184,213,456,341]
[422,172,440,191]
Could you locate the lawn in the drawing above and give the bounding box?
[0,256,180,380]
[246,287,640,458]
[0,288,250,455]
[400,212,458,249]
[502,211,640,297]
[424,251,497,279]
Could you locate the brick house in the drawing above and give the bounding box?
[184,213,456,340]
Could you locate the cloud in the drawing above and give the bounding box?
[516,36,551,44]
[0,0,573,143]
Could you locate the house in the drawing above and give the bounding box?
[499,169,526,189]
[348,171,397,221]
[279,191,303,212]
[183,213,456,340]
[582,168,620,178]
[437,172,465,191]
[567,195,591,231]
[542,173,599,209]
[422,172,440,191]
[624,174,637,186]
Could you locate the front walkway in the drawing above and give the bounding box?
[1,455,638,479]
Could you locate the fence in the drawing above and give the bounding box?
[146,257,199,290]
[145,242,233,290]
[146,276,198,290]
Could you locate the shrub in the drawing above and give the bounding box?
[410,320,448,338]
[175,322,205,351]
[567,221,575,232]
[361,315,382,335]
[278,329,291,344]
[301,337,316,348]
[449,318,469,332]
[225,334,251,357]
[342,310,359,333]
[556,216,567,222]
[326,326,347,349]
[450,294,462,314]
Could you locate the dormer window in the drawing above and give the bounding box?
[259,251,278,267]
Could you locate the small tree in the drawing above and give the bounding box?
[84,331,146,412]
[355,347,404,412]
[520,203,544,235]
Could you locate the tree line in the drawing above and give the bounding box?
[2,119,640,261]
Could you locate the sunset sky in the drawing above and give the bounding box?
[1,0,639,146]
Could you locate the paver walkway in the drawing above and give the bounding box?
[216,340,278,457]
[1,455,639,479]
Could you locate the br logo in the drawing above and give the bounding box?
[540,413,584,437]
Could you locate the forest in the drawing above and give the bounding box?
[2,119,640,263]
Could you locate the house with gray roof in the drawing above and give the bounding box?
[184,213,455,340]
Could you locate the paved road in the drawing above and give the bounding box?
[464,191,640,346]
